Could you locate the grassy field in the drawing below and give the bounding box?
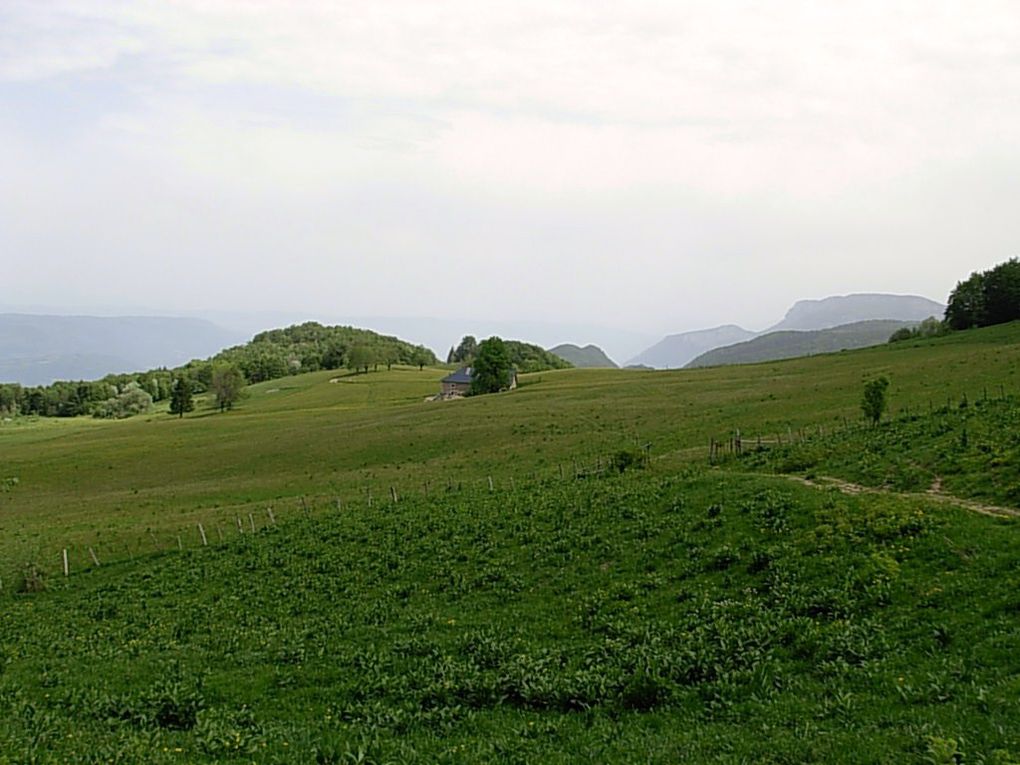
[2,323,1020,761]
[2,322,1020,578]
[3,469,1019,763]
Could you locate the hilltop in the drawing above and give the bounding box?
[548,343,618,368]
[686,319,916,368]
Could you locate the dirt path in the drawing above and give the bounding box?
[764,473,1020,519]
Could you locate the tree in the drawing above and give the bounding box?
[347,345,374,374]
[168,377,194,418]
[469,337,513,396]
[450,335,478,364]
[982,257,1020,326]
[945,272,987,330]
[211,363,246,412]
[861,376,889,425]
[412,346,432,371]
[381,346,400,371]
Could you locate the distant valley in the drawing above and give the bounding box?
[0,314,243,386]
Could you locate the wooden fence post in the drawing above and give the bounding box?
[248,513,256,533]
[89,547,101,567]
[390,486,398,504]
[198,523,208,546]
[267,507,276,525]
[62,549,69,577]
[176,535,183,551]
[236,516,244,534]
[487,476,494,492]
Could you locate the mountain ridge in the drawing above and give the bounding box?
[686,319,918,368]
[548,343,618,368]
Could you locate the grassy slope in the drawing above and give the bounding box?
[2,470,1019,763]
[1,325,1020,761]
[2,323,1020,575]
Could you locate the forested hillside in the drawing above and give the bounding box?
[0,322,436,419]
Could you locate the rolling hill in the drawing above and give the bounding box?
[548,343,618,368]
[686,319,917,368]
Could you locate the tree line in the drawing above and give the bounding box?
[889,257,1020,344]
[447,335,572,373]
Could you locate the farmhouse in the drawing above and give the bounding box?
[439,367,518,398]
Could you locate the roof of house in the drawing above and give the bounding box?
[441,367,474,384]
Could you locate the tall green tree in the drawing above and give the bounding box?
[982,257,1020,326]
[168,377,194,418]
[945,272,987,330]
[346,345,374,374]
[449,336,478,364]
[469,337,513,396]
[211,363,246,412]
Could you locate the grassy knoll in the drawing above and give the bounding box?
[2,469,1019,763]
[2,323,1020,580]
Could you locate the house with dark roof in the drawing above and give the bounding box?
[439,366,518,398]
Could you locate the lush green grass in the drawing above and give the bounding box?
[737,394,1020,507]
[2,323,1020,580]
[2,469,1018,763]
[2,324,1020,761]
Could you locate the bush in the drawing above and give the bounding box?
[611,449,645,474]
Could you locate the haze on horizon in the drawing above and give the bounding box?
[2,1,1019,340]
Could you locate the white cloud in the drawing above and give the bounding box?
[2,1,1019,335]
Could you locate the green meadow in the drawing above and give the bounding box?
[1,324,1020,762]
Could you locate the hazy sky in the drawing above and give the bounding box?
[2,1,1019,338]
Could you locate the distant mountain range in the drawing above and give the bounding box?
[685,320,917,368]
[0,314,243,385]
[627,293,945,369]
[548,344,618,368]
[625,325,757,369]
[764,294,944,333]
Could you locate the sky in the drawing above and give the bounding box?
[2,1,1019,348]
